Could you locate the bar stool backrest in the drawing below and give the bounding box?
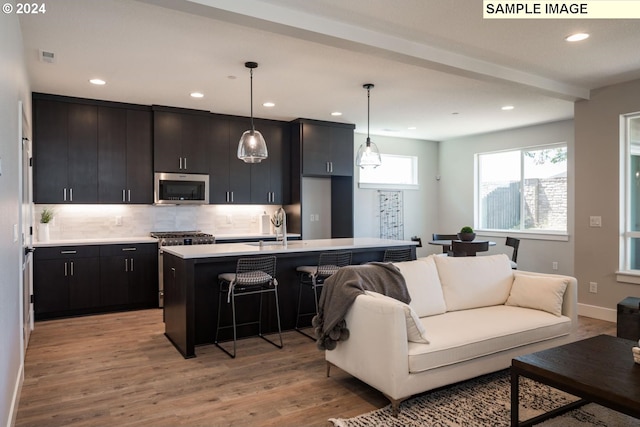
[383,248,413,262]
[316,251,352,278]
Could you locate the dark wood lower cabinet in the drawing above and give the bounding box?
[34,243,158,320]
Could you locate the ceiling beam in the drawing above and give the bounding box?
[142,0,590,101]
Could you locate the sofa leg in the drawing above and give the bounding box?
[326,361,332,377]
[383,394,404,417]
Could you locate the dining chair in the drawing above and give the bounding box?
[450,240,489,257]
[506,237,520,269]
[432,233,459,253]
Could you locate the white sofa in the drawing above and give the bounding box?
[325,254,577,415]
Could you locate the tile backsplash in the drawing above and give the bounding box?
[33,204,281,241]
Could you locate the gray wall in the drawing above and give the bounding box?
[438,120,575,276]
[353,133,439,258]
[575,78,640,321]
[1,9,30,426]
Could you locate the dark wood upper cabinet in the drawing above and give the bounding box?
[294,119,354,177]
[98,107,152,203]
[34,94,152,204]
[210,115,251,204]
[251,118,286,204]
[33,97,99,203]
[153,107,211,174]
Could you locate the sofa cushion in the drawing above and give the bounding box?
[393,256,447,317]
[433,254,513,311]
[407,305,572,373]
[364,291,429,343]
[505,273,568,316]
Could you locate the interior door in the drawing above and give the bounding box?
[20,100,34,352]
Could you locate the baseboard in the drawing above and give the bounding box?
[6,361,24,427]
[577,303,617,323]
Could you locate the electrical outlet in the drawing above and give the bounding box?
[589,282,598,293]
[589,216,602,227]
[310,214,315,222]
[314,214,319,221]
[552,261,558,270]
[115,216,123,226]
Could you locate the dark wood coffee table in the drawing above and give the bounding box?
[511,334,640,427]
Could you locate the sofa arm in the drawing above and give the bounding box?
[325,292,411,399]
[515,270,578,332]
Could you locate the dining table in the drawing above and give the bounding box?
[428,239,496,255]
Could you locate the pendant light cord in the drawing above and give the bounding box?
[250,67,255,132]
[366,85,371,145]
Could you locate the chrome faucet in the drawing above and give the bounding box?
[275,207,287,248]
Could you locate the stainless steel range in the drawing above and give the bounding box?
[150,231,215,307]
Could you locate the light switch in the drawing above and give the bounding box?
[589,216,602,227]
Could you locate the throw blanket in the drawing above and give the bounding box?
[311,262,409,351]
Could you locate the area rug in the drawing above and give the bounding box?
[329,370,639,427]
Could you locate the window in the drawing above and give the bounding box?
[620,113,640,273]
[476,144,567,233]
[358,154,418,189]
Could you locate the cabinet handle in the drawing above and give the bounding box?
[179,157,183,169]
[128,189,131,202]
[122,247,136,251]
[171,267,176,278]
[122,189,126,202]
[64,261,68,277]
[70,188,73,202]
[70,261,74,276]
[130,258,134,272]
[225,191,229,203]
[231,192,234,203]
[60,250,77,254]
[330,162,333,173]
[63,188,67,201]
[183,157,187,169]
[125,258,128,272]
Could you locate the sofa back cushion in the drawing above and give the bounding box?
[434,254,513,312]
[505,272,568,316]
[393,256,447,317]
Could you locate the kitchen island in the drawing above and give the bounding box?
[161,238,417,358]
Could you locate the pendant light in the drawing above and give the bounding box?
[356,83,382,168]
[237,61,268,163]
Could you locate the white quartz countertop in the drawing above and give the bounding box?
[161,238,417,259]
[34,237,158,247]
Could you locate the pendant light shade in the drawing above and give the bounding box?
[237,61,268,163]
[356,83,382,169]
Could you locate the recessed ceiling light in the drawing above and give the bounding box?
[331,112,342,116]
[89,78,106,85]
[263,102,275,107]
[565,33,589,42]
[408,126,417,130]
[501,105,515,111]
[190,92,204,98]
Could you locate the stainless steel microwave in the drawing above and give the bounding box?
[154,172,210,205]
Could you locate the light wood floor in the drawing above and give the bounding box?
[15,309,616,427]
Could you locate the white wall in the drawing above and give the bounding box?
[438,120,575,275]
[353,133,439,258]
[1,9,30,426]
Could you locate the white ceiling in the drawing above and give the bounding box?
[18,0,640,141]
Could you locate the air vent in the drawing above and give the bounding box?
[39,49,56,63]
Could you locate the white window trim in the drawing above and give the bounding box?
[474,142,568,234]
[618,111,640,283]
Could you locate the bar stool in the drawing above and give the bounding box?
[214,255,282,358]
[383,248,413,262]
[295,251,352,339]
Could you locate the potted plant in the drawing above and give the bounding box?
[457,226,476,241]
[38,207,54,242]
